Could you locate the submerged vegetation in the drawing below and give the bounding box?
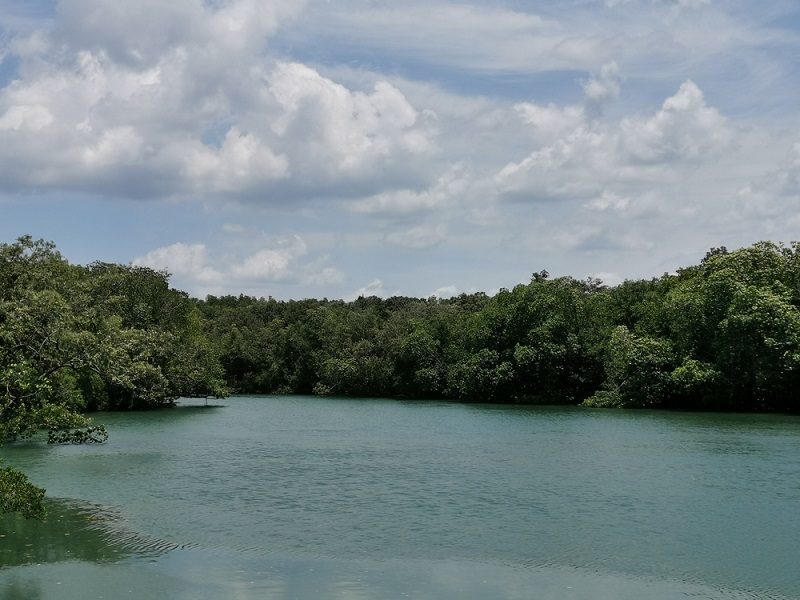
[2,235,800,517]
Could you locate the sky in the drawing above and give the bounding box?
[1,0,800,300]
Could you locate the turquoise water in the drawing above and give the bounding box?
[2,396,799,599]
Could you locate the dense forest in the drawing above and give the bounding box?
[3,235,800,516]
[3,235,800,416]
[198,241,800,413]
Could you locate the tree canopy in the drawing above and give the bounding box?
[199,241,800,414]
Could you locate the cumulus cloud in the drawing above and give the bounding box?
[619,80,733,164]
[181,128,290,194]
[231,236,307,281]
[268,62,436,183]
[133,234,341,297]
[0,105,53,130]
[493,80,734,204]
[3,0,800,303]
[134,242,222,284]
[582,62,621,119]
[493,126,609,202]
[0,0,437,201]
[54,0,305,64]
[514,102,584,145]
[428,285,458,299]
[348,278,399,300]
[346,165,466,214]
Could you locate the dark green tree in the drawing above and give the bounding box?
[1,236,228,518]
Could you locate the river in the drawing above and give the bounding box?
[2,396,799,599]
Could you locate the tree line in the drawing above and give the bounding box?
[199,241,800,413]
[3,235,800,517]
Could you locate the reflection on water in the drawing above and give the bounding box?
[2,397,800,599]
[0,499,132,567]
[0,496,183,569]
[2,548,792,600]
[1,579,40,600]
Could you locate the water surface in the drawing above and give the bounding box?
[2,396,799,599]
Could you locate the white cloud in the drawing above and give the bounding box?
[55,0,305,64]
[231,236,307,281]
[493,80,734,204]
[0,105,53,130]
[133,234,341,297]
[349,278,398,300]
[582,61,621,118]
[347,165,466,214]
[4,0,800,303]
[514,102,584,145]
[268,62,436,179]
[585,191,631,212]
[619,80,733,164]
[134,243,222,284]
[493,125,609,201]
[385,224,448,249]
[182,128,290,193]
[732,139,800,233]
[593,271,623,287]
[429,285,458,299]
[0,1,437,201]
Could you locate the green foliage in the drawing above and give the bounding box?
[81,264,228,409]
[196,241,800,414]
[669,358,720,407]
[0,465,45,520]
[583,326,675,408]
[581,390,626,408]
[446,348,514,402]
[0,235,228,518]
[658,241,800,410]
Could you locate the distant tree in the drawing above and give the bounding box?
[195,239,800,413]
[583,325,675,408]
